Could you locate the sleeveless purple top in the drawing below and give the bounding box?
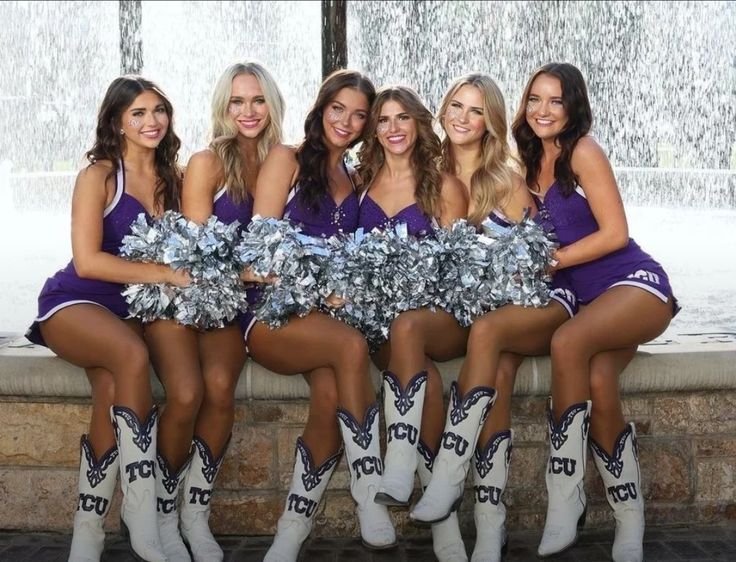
[212,187,253,229]
[26,162,148,346]
[532,181,668,304]
[358,194,435,238]
[283,172,360,238]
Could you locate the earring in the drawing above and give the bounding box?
[120,129,125,135]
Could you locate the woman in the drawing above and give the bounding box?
[256,69,397,562]
[407,74,568,562]
[25,76,187,562]
[513,63,677,562]
[142,60,285,562]
[356,84,468,562]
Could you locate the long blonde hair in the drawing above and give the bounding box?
[358,85,443,219]
[438,74,516,225]
[209,61,285,202]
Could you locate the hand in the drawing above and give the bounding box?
[546,250,562,276]
[166,267,191,287]
[240,267,278,285]
[324,293,346,309]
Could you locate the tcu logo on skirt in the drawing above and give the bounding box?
[441,432,469,456]
[387,422,418,444]
[549,456,577,476]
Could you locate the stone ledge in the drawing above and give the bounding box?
[1,337,735,400]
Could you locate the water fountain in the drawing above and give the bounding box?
[1,0,735,340]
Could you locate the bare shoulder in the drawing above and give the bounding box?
[75,161,113,190]
[187,148,222,172]
[266,143,298,163]
[572,135,608,166]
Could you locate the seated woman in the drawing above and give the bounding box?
[356,84,468,562]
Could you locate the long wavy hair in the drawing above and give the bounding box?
[86,75,182,211]
[511,62,593,197]
[209,61,285,203]
[438,73,517,225]
[295,69,376,211]
[357,85,443,219]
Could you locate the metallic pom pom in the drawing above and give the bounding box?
[433,213,558,325]
[120,211,248,329]
[235,217,330,328]
[320,224,442,350]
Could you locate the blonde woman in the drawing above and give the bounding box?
[143,61,285,562]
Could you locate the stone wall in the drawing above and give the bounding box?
[0,339,735,537]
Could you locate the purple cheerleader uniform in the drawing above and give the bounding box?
[533,181,678,313]
[490,207,578,318]
[358,193,435,238]
[240,170,360,342]
[212,186,253,228]
[26,163,147,347]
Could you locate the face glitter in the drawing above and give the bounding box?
[526,99,540,113]
[127,119,141,127]
[228,102,241,116]
[445,105,462,120]
[376,120,390,135]
[326,107,343,123]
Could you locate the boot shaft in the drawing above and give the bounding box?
[473,430,513,510]
[590,423,643,509]
[76,435,119,518]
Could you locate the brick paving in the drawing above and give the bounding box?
[2,524,736,561]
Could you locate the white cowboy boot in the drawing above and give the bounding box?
[68,435,119,562]
[411,382,496,524]
[471,430,513,562]
[156,452,192,561]
[337,403,397,549]
[590,423,644,562]
[537,399,591,558]
[111,405,168,562]
[264,437,342,562]
[375,370,428,506]
[416,439,468,562]
[179,436,229,562]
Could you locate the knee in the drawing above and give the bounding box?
[203,368,239,411]
[388,311,422,345]
[550,324,584,365]
[165,379,204,419]
[467,315,504,352]
[336,331,369,367]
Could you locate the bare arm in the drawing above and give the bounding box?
[71,164,186,285]
[253,143,299,218]
[555,136,629,269]
[501,173,537,223]
[438,173,469,227]
[181,149,221,224]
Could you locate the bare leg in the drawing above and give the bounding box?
[85,367,117,455]
[477,352,524,445]
[458,302,568,396]
[387,308,469,448]
[196,324,248,457]
[145,319,204,468]
[249,311,375,419]
[301,367,342,464]
[588,347,637,454]
[550,287,673,420]
[40,305,152,417]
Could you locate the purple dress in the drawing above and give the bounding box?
[241,172,361,342]
[358,194,434,238]
[26,163,147,347]
[533,181,678,312]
